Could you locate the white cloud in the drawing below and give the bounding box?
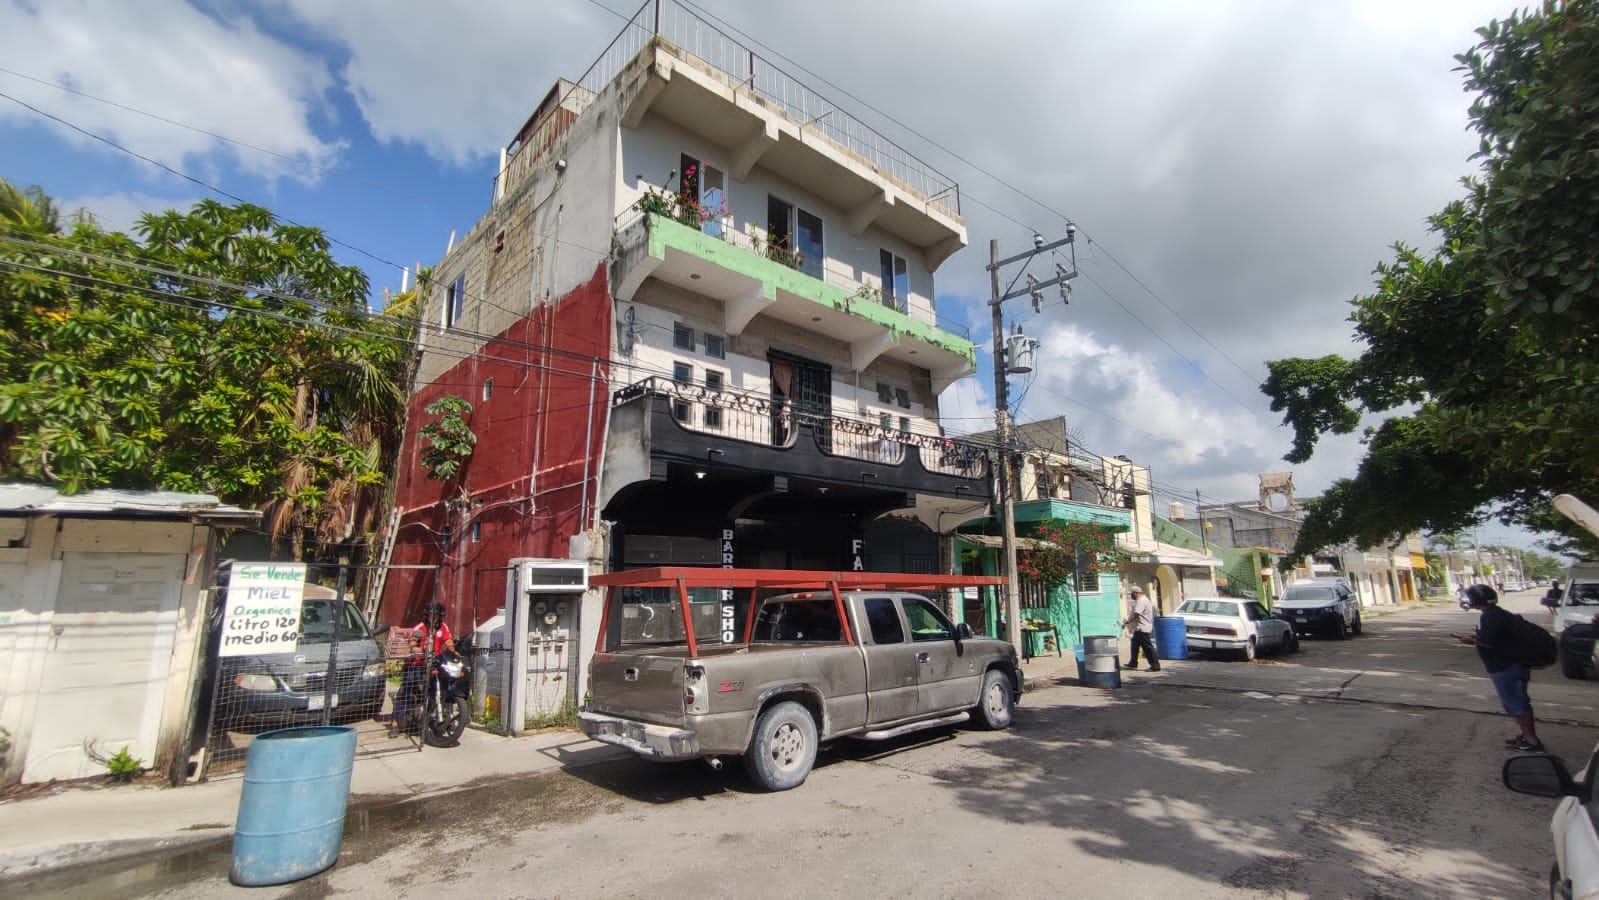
[57,190,198,235]
[274,0,612,166]
[0,0,344,184]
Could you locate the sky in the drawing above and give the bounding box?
[0,0,1540,547]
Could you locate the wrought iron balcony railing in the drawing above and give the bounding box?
[614,376,988,481]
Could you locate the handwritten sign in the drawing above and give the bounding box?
[220,563,307,657]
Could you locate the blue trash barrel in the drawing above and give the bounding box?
[231,725,358,887]
[1155,616,1188,660]
[1079,634,1121,688]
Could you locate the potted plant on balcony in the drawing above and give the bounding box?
[634,167,726,233]
[754,234,804,271]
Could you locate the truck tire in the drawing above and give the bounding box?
[1562,648,1587,680]
[744,701,817,792]
[973,670,1014,730]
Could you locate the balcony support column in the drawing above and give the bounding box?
[847,191,892,237]
[724,286,768,336]
[850,330,896,373]
[730,121,779,181]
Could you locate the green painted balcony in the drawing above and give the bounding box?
[612,211,978,391]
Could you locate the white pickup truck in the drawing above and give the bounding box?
[579,568,1020,791]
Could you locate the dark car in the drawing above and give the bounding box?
[212,591,390,731]
[1276,579,1362,639]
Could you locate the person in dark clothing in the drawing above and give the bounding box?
[1456,583,1542,752]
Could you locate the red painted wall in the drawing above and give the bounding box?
[381,264,612,637]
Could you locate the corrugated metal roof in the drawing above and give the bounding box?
[955,534,1056,551]
[1129,542,1223,569]
[0,484,260,523]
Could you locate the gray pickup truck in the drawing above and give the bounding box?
[579,570,1021,792]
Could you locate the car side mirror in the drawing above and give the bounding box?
[954,622,974,641]
[372,623,391,637]
[1502,754,1577,798]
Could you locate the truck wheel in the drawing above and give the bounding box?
[744,701,817,792]
[974,670,1014,730]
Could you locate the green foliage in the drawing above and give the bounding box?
[0,187,417,560]
[417,395,476,481]
[1259,1,1599,556]
[105,746,144,783]
[525,701,580,731]
[633,167,721,229]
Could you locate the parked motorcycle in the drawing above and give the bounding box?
[395,636,472,747]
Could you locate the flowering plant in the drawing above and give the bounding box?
[1016,519,1121,589]
[633,166,726,231]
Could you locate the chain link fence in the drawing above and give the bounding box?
[194,576,418,781]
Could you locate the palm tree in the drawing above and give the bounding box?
[0,179,63,234]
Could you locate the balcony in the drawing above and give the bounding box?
[607,376,989,498]
[613,211,978,392]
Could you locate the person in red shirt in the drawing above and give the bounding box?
[411,601,456,657]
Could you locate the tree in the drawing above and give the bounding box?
[0,188,417,562]
[0,180,62,235]
[1261,1,1599,558]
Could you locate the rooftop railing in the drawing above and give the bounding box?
[496,0,960,219]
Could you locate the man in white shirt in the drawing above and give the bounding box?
[1122,587,1161,672]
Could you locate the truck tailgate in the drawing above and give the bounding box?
[588,652,686,726]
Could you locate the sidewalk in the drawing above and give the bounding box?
[0,720,628,881]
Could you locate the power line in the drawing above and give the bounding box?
[670,0,1264,391]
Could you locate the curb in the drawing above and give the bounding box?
[0,831,228,882]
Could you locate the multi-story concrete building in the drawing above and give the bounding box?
[379,2,992,704]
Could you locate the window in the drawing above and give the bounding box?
[904,597,954,642]
[1020,579,1049,609]
[767,196,823,278]
[704,334,725,359]
[471,520,482,543]
[879,250,908,312]
[673,323,694,351]
[879,413,892,429]
[864,598,904,645]
[899,416,911,434]
[672,362,692,423]
[876,382,893,404]
[680,154,726,238]
[704,370,724,429]
[795,209,823,279]
[895,387,910,409]
[445,274,465,328]
[482,378,493,402]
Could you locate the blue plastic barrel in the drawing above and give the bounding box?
[1155,616,1188,660]
[1079,634,1121,688]
[231,725,358,886]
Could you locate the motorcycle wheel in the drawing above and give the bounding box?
[423,696,469,748]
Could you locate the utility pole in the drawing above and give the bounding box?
[987,228,1077,653]
[1195,489,1218,595]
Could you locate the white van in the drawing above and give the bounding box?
[1551,563,1599,635]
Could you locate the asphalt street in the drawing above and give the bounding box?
[13,590,1592,900]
